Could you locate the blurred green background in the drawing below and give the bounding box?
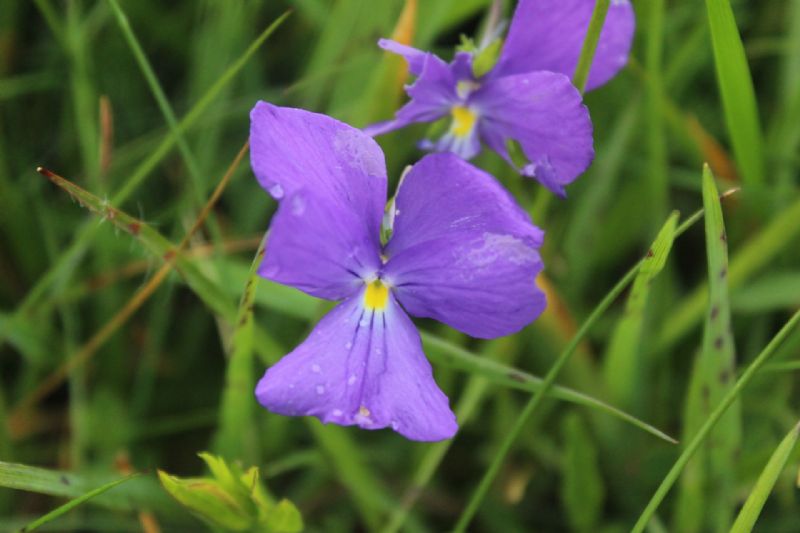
[1,0,799,531]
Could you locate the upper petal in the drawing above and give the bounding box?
[492,0,635,91]
[364,41,470,137]
[255,289,458,442]
[250,103,387,300]
[472,71,594,195]
[383,153,546,338]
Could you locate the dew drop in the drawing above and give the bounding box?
[345,341,353,349]
[311,364,321,373]
[391,420,399,430]
[316,385,325,395]
[291,195,306,215]
[348,375,357,386]
[359,319,369,327]
[269,183,284,199]
[332,409,343,417]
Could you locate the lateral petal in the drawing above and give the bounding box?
[250,103,387,300]
[384,154,546,338]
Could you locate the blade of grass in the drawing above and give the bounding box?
[704,0,765,186]
[0,11,289,344]
[572,0,611,94]
[451,204,715,533]
[674,165,741,532]
[9,143,246,417]
[0,462,175,515]
[213,236,268,463]
[603,211,678,408]
[730,421,800,533]
[631,308,800,533]
[645,0,668,224]
[422,332,676,443]
[657,193,800,353]
[104,0,206,206]
[17,474,140,533]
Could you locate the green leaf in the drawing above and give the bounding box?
[17,474,139,533]
[704,0,765,186]
[158,472,253,531]
[561,413,605,533]
[603,211,678,407]
[730,422,800,533]
[0,461,176,514]
[631,309,800,533]
[213,237,268,463]
[421,332,676,443]
[675,165,742,533]
[158,454,304,533]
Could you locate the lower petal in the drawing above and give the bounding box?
[255,289,457,442]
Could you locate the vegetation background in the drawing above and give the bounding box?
[1,0,799,531]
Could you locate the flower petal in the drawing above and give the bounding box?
[255,290,458,441]
[364,41,472,137]
[492,0,635,91]
[250,102,387,300]
[383,153,546,338]
[473,71,594,196]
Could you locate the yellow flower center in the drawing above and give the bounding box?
[364,279,389,310]
[450,105,477,137]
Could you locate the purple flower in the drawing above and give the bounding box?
[250,102,546,441]
[365,0,635,196]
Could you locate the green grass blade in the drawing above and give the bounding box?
[603,211,678,408]
[704,0,765,186]
[674,165,741,532]
[645,0,668,223]
[450,208,707,533]
[730,421,800,533]
[104,0,205,202]
[0,11,289,340]
[631,308,800,533]
[572,0,611,93]
[17,474,139,532]
[422,332,676,443]
[213,237,268,463]
[0,461,175,514]
[561,413,604,532]
[657,193,800,353]
[38,169,236,320]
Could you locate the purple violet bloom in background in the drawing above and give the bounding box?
[365,0,635,196]
[250,102,546,441]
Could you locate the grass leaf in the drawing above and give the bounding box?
[730,421,800,533]
[704,0,765,186]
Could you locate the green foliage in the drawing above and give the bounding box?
[730,422,800,533]
[158,453,302,533]
[2,1,800,532]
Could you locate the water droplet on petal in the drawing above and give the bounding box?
[345,341,353,349]
[269,183,284,199]
[359,319,368,327]
[391,420,399,430]
[348,375,357,386]
[291,195,306,215]
[316,385,325,395]
[332,409,343,417]
[311,364,321,373]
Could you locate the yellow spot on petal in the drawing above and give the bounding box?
[450,105,477,137]
[364,280,389,310]
[359,406,371,418]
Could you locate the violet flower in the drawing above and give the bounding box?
[250,102,546,441]
[365,0,635,196]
